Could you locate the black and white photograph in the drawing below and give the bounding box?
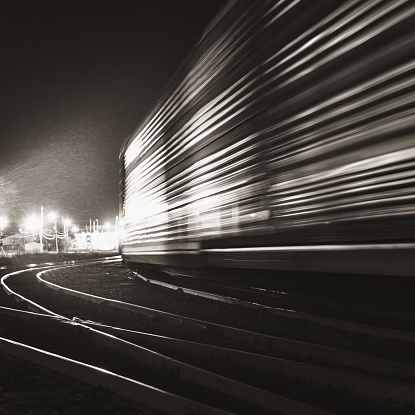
[1,1,414,414]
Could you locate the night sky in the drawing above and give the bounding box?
[0,1,224,227]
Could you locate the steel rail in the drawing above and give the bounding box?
[33,265,415,378]
[0,335,234,415]
[0,305,334,414]
[4,261,415,412]
[1,264,337,415]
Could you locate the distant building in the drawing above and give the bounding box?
[24,241,42,252]
[2,234,26,246]
[1,234,37,254]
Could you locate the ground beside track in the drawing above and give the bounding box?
[2,254,415,414]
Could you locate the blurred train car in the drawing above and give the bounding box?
[120,0,415,277]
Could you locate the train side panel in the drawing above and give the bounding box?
[120,0,415,276]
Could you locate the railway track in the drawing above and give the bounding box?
[1,257,415,414]
[142,267,415,333]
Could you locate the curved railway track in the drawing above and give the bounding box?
[1,257,415,414]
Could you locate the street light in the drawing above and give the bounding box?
[25,215,39,239]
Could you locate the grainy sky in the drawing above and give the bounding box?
[0,1,224,226]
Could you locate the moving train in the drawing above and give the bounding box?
[119,0,415,277]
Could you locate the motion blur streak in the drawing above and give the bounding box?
[120,0,415,276]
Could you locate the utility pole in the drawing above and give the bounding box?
[65,220,69,252]
[115,215,119,250]
[40,206,43,253]
[55,219,58,252]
